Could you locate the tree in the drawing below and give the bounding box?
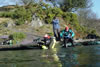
[46,0,92,12]
[77,8,98,27]
[77,8,100,36]
[21,0,35,5]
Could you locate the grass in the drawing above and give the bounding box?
[0,18,11,24]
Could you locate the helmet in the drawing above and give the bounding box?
[65,26,69,31]
[44,34,48,38]
[44,34,50,39]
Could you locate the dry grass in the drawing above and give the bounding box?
[34,24,53,36]
[0,18,11,23]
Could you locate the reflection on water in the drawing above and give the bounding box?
[58,46,100,67]
[0,45,100,67]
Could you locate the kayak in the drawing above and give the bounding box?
[0,37,57,50]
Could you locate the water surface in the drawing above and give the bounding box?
[0,45,100,67]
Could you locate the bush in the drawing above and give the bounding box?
[9,32,26,44]
[62,12,71,22]
[0,7,32,25]
[42,7,63,24]
[45,13,55,24]
[0,12,14,18]
[13,7,32,21]
[63,12,81,31]
[70,13,78,24]
[16,18,25,25]
[88,29,97,35]
[52,7,63,17]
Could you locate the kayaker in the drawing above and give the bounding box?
[34,34,51,49]
[60,26,75,47]
[43,34,51,47]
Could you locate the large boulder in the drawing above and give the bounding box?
[30,14,44,28]
[86,34,100,39]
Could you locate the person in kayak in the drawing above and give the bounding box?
[43,34,51,47]
[60,26,75,47]
[34,34,51,49]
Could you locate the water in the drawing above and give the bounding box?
[0,45,100,67]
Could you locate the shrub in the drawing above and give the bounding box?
[70,13,78,24]
[62,12,72,23]
[0,12,14,18]
[13,7,32,21]
[0,7,32,25]
[15,18,25,25]
[45,13,55,24]
[62,12,87,34]
[9,32,26,44]
[52,7,63,17]
[90,29,97,35]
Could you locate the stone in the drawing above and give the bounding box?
[30,14,44,28]
[5,20,15,27]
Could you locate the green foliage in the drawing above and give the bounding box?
[36,7,46,20]
[44,7,63,24]
[0,7,32,25]
[0,12,14,17]
[47,32,53,36]
[63,12,71,22]
[45,13,55,24]
[70,13,78,22]
[46,0,88,12]
[0,4,63,24]
[63,12,78,25]
[15,18,25,25]
[21,0,34,5]
[62,12,89,34]
[13,7,32,21]
[9,32,26,44]
[88,29,97,35]
[80,26,88,33]
[91,30,96,34]
[52,7,63,17]
[0,2,94,38]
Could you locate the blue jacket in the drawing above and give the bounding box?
[52,19,60,30]
[60,29,75,38]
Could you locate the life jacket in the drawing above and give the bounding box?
[60,29,74,38]
[63,30,71,36]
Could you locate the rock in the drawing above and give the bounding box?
[25,21,28,24]
[29,14,44,28]
[5,20,15,27]
[86,34,100,39]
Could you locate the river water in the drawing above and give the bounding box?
[0,45,100,67]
